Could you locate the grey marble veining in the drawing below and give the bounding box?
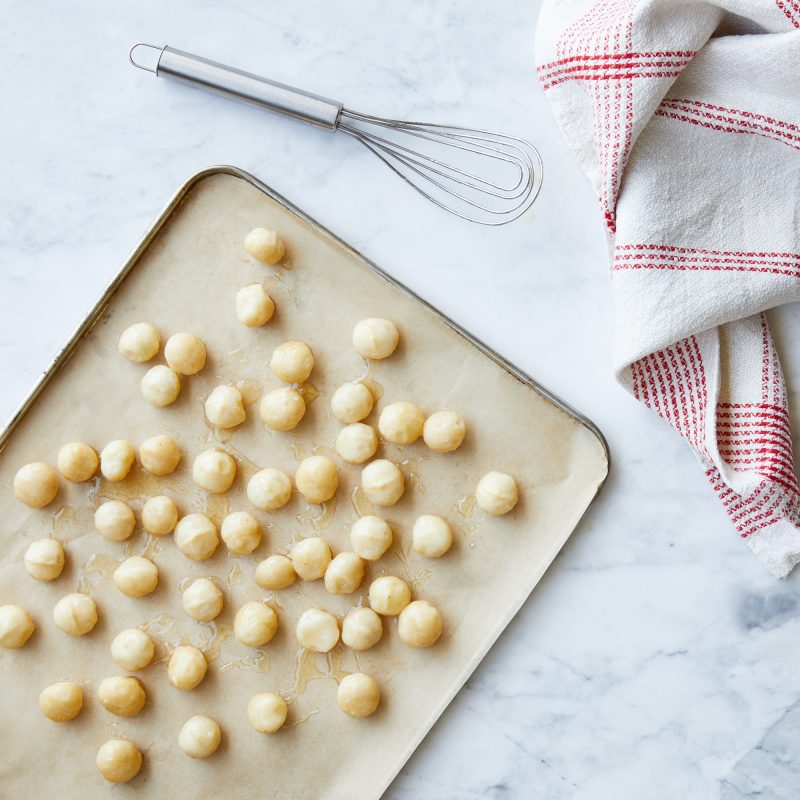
[1,1,799,797]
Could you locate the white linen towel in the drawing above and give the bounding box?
[535,0,800,576]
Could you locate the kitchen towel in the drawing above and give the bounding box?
[535,0,800,576]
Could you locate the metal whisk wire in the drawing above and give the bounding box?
[129,43,543,226]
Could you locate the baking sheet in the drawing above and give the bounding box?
[0,168,607,799]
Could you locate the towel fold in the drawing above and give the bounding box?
[535,0,800,576]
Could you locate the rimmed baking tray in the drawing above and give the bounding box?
[0,166,608,799]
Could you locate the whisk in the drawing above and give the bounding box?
[129,44,542,226]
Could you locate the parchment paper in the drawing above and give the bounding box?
[0,170,607,799]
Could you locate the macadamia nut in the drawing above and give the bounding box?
[398,600,442,647]
[118,322,160,363]
[39,682,83,722]
[53,593,97,637]
[182,578,224,621]
[98,675,146,717]
[259,387,306,431]
[352,318,399,360]
[360,460,404,506]
[100,440,135,481]
[247,468,292,511]
[296,608,339,652]
[113,556,158,598]
[57,442,98,482]
[221,511,261,555]
[331,382,374,423]
[336,423,378,464]
[423,410,466,453]
[412,515,453,558]
[255,555,297,590]
[341,607,383,651]
[141,364,181,407]
[236,284,275,326]
[295,455,338,504]
[175,513,219,561]
[13,462,58,508]
[111,628,155,671]
[168,645,208,690]
[205,385,246,429]
[0,605,35,648]
[24,538,65,581]
[139,434,181,476]
[270,341,314,383]
[192,449,236,493]
[378,401,425,445]
[324,552,365,595]
[475,471,518,516]
[290,537,332,580]
[179,715,222,759]
[96,739,143,783]
[368,576,411,616]
[95,500,135,542]
[349,515,393,561]
[164,332,206,375]
[247,692,288,733]
[244,228,285,264]
[337,672,380,718]
[234,601,278,647]
[142,495,178,535]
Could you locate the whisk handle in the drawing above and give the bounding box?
[130,44,343,130]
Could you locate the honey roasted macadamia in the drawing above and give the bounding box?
[349,515,393,561]
[13,462,59,508]
[341,607,383,651]
[141,364,181,407]
[168,645,208,690]
[95,500,135,542]
[24,538,65,581]
[111,628,155,671]
[139,434,181,476]
[234,601,278,647]
[360,460,404,506]
[270,341,314,383]
[113,556,159,598]
[368,576,411,616]
[244,227,285,264]
[330,382,374,423]
[422,410,466,453]
[475,471,518,516]
[295,456,338,504]
[182,578,224,622]
[221,511,262,555]
[378,401,425,445]
[96,739,143,784]
[337,673,381,718]
[98,675,146,717]
[254,555,297,590]
[100,440,136,481]
[57,442,98,482]
[142,495,178,536]
[39,682,83,722]
[247,468,292,511]
[164,332,206,375]
[290,537,332,581]
[205,385,246,429]
[336,423,378,464]
[192,449,236,494]
[118,322,160,363]
[53,593,97,637]
[296,608,339,652]
[352,318,399,360]
[175,513,219,561]
[248,692,288,734]
[0,605,35,649]
[259,387,306,431]
[179,715,222,759]
[412,515,453,558]
[398,600,443,648]
[324,552,365,595]
[236,284,275,327]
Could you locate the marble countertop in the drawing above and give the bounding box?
[2,1,799,797]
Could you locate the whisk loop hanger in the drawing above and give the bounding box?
[130,44,542,225]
